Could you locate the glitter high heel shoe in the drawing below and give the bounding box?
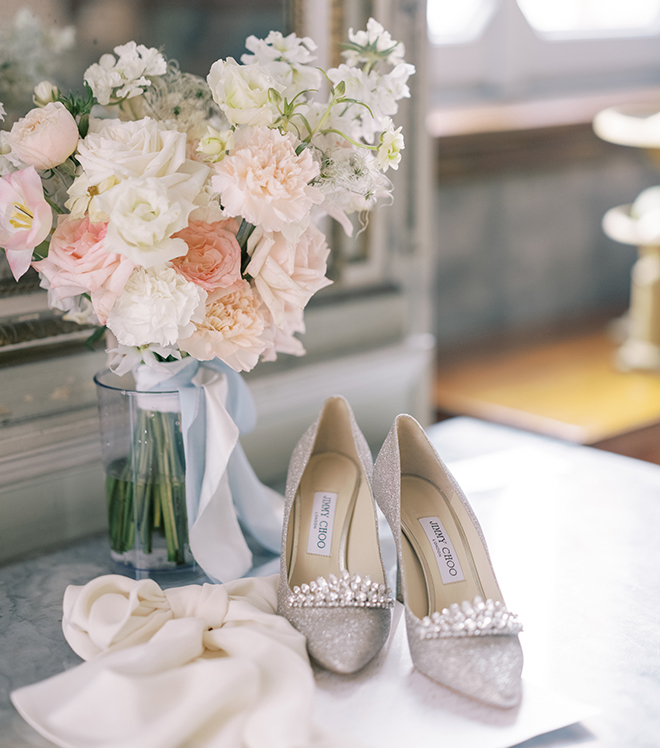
[373,414,523,707]
[277,396,394,674]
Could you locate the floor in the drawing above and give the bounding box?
[434,325,660,464]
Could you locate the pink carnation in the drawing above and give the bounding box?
[172,219,241,291]
[211,126,322,233]
[33,215,136,324]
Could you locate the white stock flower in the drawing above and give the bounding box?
[326,62,413,143]
[241,31,321,100]
[107,264,206,347]
[76,117,187,186]
[84,42,166,106]
[96,173,204,267]
[344,18,406,67]
[246,224,331,327]
[376,119,404,171]
[179,280,268,372]
[211,126,322,233]
[243,31,318,66]
[206,57,284,126]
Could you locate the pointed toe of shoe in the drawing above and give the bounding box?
[407,613,523,707]
[281,605,391,674]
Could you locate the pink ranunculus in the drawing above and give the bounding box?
[8,102,79,170]
[33,215,136,324]
[0,166,52,280]
[172,219,241,291]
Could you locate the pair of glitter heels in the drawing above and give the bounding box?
[277,396,524,707]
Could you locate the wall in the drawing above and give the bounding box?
[431,144,659,347]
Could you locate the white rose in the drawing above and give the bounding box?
[107,265,206,347]
[33,81,60,107]
[97,172,205,267]
[8,102,79,170]
[76,117,187,186]
[207,57,284,127]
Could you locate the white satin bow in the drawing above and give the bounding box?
[11,574,354,748]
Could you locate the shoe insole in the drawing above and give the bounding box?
[287,451,384,588]
[400,474,486,619]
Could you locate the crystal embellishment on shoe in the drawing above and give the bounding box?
[287,571,394,609]
[420,596,523,639]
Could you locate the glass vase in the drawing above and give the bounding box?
[94,369,194,577]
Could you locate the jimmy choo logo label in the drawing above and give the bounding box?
[418,516,465,584]
[306,492,338,557]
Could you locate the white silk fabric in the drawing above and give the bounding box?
[11,574,353,748]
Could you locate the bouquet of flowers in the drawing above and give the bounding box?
[0,20,414,577]
[0,18,414,376]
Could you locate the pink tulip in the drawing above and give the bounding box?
[0,167,52,280]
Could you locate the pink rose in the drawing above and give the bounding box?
[8,102,79,170]
[246,224,331,327]
[33,216,136,324]
[0,166,52,280]
[172,219,241,291]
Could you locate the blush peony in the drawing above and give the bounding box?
[8,102,79,170]
[211,126,322,233]
[172,219,241,291]
[179,280,268,371]
[33,215,136,324]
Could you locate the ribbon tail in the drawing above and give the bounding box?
[187,375,252,583]
[227,444,284,554]
[190,471,253,584]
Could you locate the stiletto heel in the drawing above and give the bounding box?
[373,414,523,707]
[277,396,393,674]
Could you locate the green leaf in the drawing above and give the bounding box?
[84,325,107,351]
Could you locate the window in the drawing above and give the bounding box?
[518,0,660,38]
[427,0,495,44]
[427,0,660,107]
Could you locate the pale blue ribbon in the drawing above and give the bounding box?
[140,358,282,582]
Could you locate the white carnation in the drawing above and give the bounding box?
[107,265,207,347]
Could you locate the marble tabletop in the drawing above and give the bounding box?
[2,416,660,747]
